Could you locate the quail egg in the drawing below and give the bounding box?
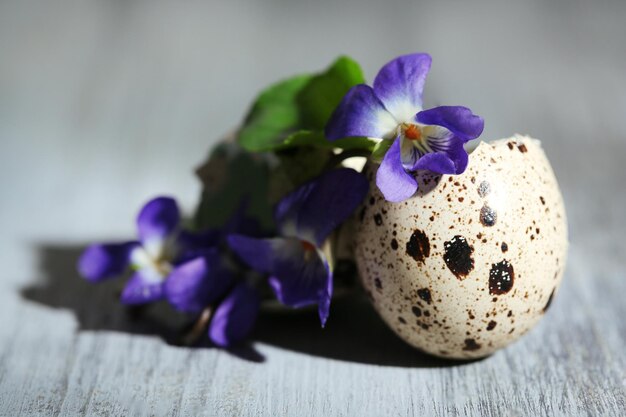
[355,135,568,359]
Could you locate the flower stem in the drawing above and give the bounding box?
[182,306,212,346]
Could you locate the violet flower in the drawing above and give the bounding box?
[227,168,369,326]
[325,53,484,203]
[165,254,260,347]
[162,208,261,347]
[78,196,216,305]
[164,250,260,347]
[79,196,261,346]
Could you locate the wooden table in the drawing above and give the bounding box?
[1,1,624,415]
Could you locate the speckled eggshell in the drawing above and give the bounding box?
[355,135,568,359]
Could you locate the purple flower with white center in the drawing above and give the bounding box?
[79,196,262,347]
[227,168,369,326]
[78,196,216,305]
[325,53,484,203]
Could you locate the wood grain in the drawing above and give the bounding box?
[1,1,625,416]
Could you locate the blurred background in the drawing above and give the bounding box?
[2,0,625,268]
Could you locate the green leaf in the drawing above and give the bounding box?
[237,56,369,153]
[281,130,329,148]
[333,136,377,152]
[279,130,376,152]
[371,139,392,163]
[238,74,312,152]
[273,146,333,191]
[194,142,274,230]
[296,56,366,130]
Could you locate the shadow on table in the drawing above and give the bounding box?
[22,245,191,340]
[22,244,476,368]
[252,298,463,368]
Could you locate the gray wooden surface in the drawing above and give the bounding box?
[1,1,625,416]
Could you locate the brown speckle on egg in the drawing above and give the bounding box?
[443,236,475,279]
[489,260,515,295]
[480,204,497,226]
[406,229,430,264]
[417,288,432,304]
[477,181,491,197]
[462,338,481,351]
[359,207,366,222]
[543,289,556,313]
[374,277,382,290]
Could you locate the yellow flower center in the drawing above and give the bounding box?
[403,123,422,141]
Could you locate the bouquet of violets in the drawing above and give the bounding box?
[78,53,484,348]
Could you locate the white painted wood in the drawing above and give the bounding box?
[1,1,625,416]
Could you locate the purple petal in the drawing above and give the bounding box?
[325,84,398,141]
[176,229,221,262]
[208,283,260,347]
[228,235,332,326]
[416,106,484,141]
[136,196,180,245]
[274,168,369,245]
[266,238,329,307]
[373,53,432,121]
[227,234,274,272]
[445,142,469,174]
[411,128,469,174]
[273,186,311,240]
[413,152,457,174]
[164,251,233,314]
[120,272,164,305]
[77,242,137,282]
[317,258,333,327]
[376,137,418,202]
